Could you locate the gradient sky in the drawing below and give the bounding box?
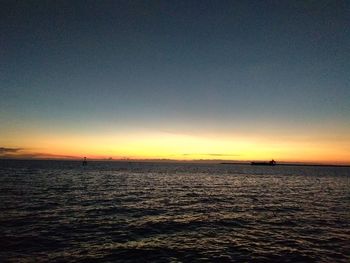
[1,0,350,163]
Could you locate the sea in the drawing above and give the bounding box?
[0,160,349,262]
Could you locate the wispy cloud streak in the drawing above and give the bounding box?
[0,147,22,154]
[0,147,79,159]
[182,153,240,157]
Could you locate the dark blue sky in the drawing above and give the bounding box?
[1,1,350,159]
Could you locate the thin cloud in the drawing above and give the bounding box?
[25,153,80,159]
[0,147,22,154]
[182,153,240,157]
[2,152,80,159]
[0,147,79,159]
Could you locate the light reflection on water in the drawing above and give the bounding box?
[0,160,349,262]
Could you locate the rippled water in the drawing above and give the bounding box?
[0,160,349,262]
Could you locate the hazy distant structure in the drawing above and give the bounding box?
[82,157,87,166]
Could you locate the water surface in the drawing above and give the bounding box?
[0,160,349,262]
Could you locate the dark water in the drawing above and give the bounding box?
[0,160,349,262]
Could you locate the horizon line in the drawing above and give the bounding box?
[1,157,349,167]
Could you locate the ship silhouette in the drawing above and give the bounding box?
[251,159,276,166]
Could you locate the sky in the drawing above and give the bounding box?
[1,0,350,163]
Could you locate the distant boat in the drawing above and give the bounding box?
[251,159,276,166]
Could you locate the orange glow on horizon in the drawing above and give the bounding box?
[1,130,349,164]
